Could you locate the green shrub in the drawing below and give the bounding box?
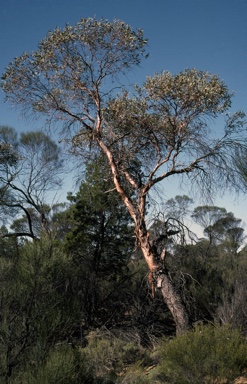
[159,324,247,384]
[83,328,152,382]
[10,345,94,384]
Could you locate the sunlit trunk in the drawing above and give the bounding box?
[99,140,190,334]
[137,229,190,335]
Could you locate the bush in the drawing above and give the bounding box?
[159,324,247,384]
[83,328,153,382]
[10,345,94,384]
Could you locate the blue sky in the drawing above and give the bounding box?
[1,0,247,228]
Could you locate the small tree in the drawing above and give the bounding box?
[2,18,247,333]
[192,205,245,250]
[65,156,135,327]
[0,127,64,239]
[0,236,83,382]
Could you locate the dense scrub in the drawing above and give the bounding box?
[0,159,247,381]
[0,217,247,382]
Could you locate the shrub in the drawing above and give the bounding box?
[159,324,247,384]
[83,328,153,382]
[10,345,94,384]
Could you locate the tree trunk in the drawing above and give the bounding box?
[137,229,190,335]
[156,273,190,335]
[97,140,190,334]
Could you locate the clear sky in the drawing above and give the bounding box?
[1,0,247,228]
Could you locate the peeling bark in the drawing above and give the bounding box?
[137,230,190,335]
[157,273,190,335]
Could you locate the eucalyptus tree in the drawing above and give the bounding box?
[2,17,247,333]
[192,206,245,250]
[0,127,64,239]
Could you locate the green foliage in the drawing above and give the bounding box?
[144,69,231,116]
[7,345,95,384]
[65,157,136,327]
[216,246,247,329]
[82,328,153,383]
[0,237,81,381]
[172,241,224,322]
[166,235,247,328]
[66,157,133,269]
[159,324,247,384]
